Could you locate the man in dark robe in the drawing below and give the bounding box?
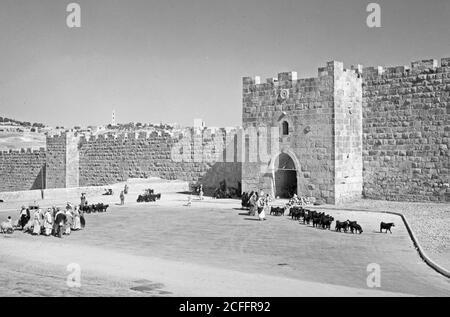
[18,207,30,229]
[53,209,66,238]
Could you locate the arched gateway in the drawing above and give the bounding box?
[273,152,298,199]
[274,153,297,198]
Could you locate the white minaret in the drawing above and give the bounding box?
[111,110,116,126]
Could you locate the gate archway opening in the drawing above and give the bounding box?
[274,153,297,198]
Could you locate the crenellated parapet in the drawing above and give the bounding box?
[242,61,363,134]
[46,132,67,141]
[362,57,450,80]
[243,61,365,93]
[0,147,46,156]
[75,127,240,146]
[77,128,191,145]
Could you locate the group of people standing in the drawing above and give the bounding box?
[17,203,84,238]
[247,191,271,221]
[286,194,307,207]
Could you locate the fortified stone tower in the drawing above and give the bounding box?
[242,61,363,204]
[46,132,80,189]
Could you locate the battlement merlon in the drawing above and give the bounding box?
[278,71,298,83]
[326,61,344,75]
[242,76,261,87]
[350,64,363,75]
[46,132,65,141]
[362,66,385,78]
[46,131,79,141]
[441,57,450,67]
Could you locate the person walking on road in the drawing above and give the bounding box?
[120,191,125,205]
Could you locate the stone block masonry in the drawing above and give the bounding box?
[334,64,363,203]
[45,132,80,189]
[242,61,363,204]
[242,57,449,203]
[362,58,450,202]
[45,133,67,189]
[66,132,80,188]
[54,128,243,193]
[0,148,46,192]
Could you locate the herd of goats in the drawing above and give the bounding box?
[284,206,363,234]
[241,192,396,234]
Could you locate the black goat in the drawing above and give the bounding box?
[380,222,395,233]
[80,203,109,213]
[352,223,363,234]
[270,206,284,216]
[335,221,348,232]
[321,215,334,230]
[290,207,303,220]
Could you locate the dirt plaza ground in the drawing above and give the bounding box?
[331,200,450,270]
[0,191,449,297]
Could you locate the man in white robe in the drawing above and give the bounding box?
[43,208,53,236]
[31,210,41,235]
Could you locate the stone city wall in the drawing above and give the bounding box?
[75,128,242,193]
[362,58,450,202]
[0,148,46,192]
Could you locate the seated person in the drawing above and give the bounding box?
[1,217,14,234]
[287,194,301,206]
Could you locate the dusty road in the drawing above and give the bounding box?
[332,199,450,269]
[0,195,449,296]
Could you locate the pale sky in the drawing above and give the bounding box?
[0,0,449,128]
